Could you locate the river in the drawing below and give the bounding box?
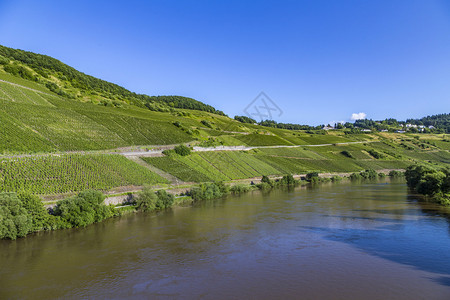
[1,180,450,299]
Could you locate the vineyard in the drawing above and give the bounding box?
[141,156,212,182]
[142,138,449,183]
[233,133,293,146]
[0,69,448,197]
[0,154,168,194]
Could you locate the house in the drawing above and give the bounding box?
[396,130,406,133]
[380,129,388,132]
[361,129,371,132]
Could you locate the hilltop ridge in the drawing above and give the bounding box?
[0,45,224,115]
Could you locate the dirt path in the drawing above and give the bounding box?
[0,141,373,159]
[0,79,55,96]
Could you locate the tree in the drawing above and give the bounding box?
[405,165,431,189]
[155,190,175,209]
[417,172,445,195]
[18,192,51,232]
[261,175,273,187]
[0,193,33,240]
[234,115,257,124]
[306,172,319,181]
[280,174,296,185]
[135,187,158,212]
[174,144,191,156]
[53,190,113,227]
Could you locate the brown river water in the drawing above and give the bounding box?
[1,180,450,299]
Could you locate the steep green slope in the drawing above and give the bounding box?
[0,154,168,194]
[0,45,225,115]
[0,45,447,198]
[0,70,365,153]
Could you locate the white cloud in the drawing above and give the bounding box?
[351,112,367,120]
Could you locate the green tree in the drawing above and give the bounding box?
[155,190,175,209]
[280,174,296,185]
[174,144,191,156]
[53,190,113,227]
[405,165,431,189]
[0,193,33,240]
[135,187,158,212]
[18,192,51,232]
[306,172,319,182]
[417,172,445,195]
[261,175,273,187]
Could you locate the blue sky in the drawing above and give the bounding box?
[0,0,449,125]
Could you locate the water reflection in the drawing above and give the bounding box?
[1,180,450,299]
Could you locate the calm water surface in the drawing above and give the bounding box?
[1,180,450,299]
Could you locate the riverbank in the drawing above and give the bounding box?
[4,180,450,299]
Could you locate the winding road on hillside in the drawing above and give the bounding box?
[0,141,373,159]
[0,79,54,96]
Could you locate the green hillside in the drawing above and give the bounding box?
[0,45,448,197]
[0,45,225,115]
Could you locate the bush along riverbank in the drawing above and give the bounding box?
[0,191,117,240]
[0,171,407,240]
[0,174,302,240]
[405,165,450,206]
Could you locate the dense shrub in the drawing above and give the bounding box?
[306,172,319,182]
[18,192,54,232]
[417,172,446,195]
[201,120,213,128]
[331,175,343,182]
[309,176,321,183]
[279,174,296,185]
[261,175,274,187]
[136,188,175,212]
[389,170,404,177]
[360,169,378,179]
[340,150,354,158]
[257,182,272,190]
[4,64,36,81]
[174,144,191,156]
[405,165,450,205]
[367,149,385,159]
[189,183,227,201]
[0,193,33,240]
[234,115,257,124]
[0,55,9,65]
[230,184,251,194]
[53,190,114,227]
[135,187,159,212]
[405,165,431,188]
[349,172,362,180]
[155,190,175,209]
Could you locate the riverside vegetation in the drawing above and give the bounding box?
[0,45,449,239]
[0,174,301,240]
[0,168,410,240]
[405,165,450,205]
